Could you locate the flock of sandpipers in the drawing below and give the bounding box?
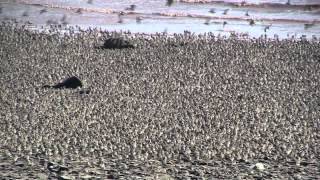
[1,19,319,179]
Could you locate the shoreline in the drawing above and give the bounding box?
[2,19,320,42]
[1,0,320,40]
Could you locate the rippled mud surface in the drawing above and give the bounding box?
[0,23,319,179]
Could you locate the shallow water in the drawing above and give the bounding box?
[0,0,319,38]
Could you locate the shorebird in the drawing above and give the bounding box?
[249,19,255,26]
[60,14,67,22]
[79,89,91,95]
[209,8,215,14]
[136,16,142,24]
[76,8,82,14]
[264,24,271,32]
[286,0,291,5]
[47,162,68,173]
[22,11,28,17]
[163,28,168,34]
[87,0,93,4]
[117,18,123,23]
[166,0,174,7]
[204,18,210,25]
[61,20,68,26]
[46,19,58,25]
[245,10,249,16]
[304,21,315,30]
[125,4,136,11]
[40,8,47,14]
[223,21,227,27]
[223,9,229,15]
[118,12,124,23]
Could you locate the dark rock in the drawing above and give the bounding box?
[100,37,134,49]
[43,76,82,89]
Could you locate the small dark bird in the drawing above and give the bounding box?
[304,6,313,11]
[119,11,125,16]
[98,37,134,49]
[264,24,271,32]
[22,11,28,17]
[87,0,93,4]
[46,19,58,25]
[61,21,68,26]
[209,8,215,14]
[118,17,123,23]
[43,76,83,89]
[118,12,124,23]
[136,16,142,24]
[223,21,227,27]
[40,8,47,14]
[60,15,68,25]
[76,8,82,14]
[60,14,67,22]
[286,0,291,5]
[245,10,249,16]
[163,28,168,34]
[125,4,136,11]
[47,162,68,173]
[166,0,174,7]
[223,9,229,15]
[79,89,90,95]
[304,21,315,30]
[204,18,210,25]
[249,19,255,26]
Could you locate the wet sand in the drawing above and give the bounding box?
[0,22,319,179]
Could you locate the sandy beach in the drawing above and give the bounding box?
[0,21,319,179]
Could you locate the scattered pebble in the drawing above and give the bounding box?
[101,37,135,49]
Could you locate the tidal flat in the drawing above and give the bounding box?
[0,22,319,179]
